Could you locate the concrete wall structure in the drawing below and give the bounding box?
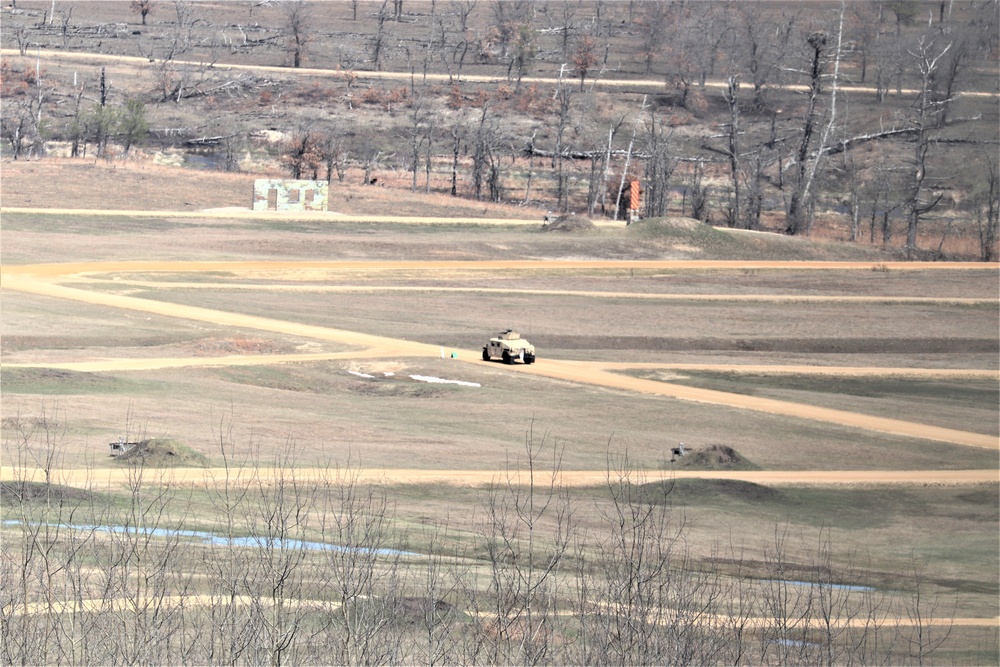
[252,179,329,212]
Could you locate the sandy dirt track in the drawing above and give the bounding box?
[12,592,994,629]
[3,465,995,490]
[3,258,998,457]
[4,256,995,277]
[7,355,996,381]
[5,48,997,99]
[0,205,544,226]
[9,592,994,628]
[43,274,1000,306]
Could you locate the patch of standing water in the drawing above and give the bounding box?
[347,370,480,387]
[2,520,415,556]
[409,375,481,387]
[762,578,875,593]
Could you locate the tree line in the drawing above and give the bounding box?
[1,1,997,258]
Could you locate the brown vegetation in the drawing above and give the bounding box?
[1,0,997,257]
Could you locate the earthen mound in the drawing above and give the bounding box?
[674,444,759,470]
[113,439,209,468]
[542,214,596,232]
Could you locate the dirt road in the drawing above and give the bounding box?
[11,591,994,628]
[3,465,995,490]
[36,271,999,306]
[3,258,998,457]
[5,48,997,99]
[0,206,544,226]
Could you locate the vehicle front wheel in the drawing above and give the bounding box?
[502,350,512,364]
[482,348,490,361]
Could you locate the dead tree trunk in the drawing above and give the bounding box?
[785,31,828,235]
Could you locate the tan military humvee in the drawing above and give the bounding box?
[482,330,536,364]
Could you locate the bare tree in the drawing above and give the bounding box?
[506,24,536,89]
[635,0,668,74]
[553,80,574,211]
[93,453,192,663]
[733,1,798,109]
[810,531,867,666]
[721,74,743,228]
[786,5,848,236]
[900,555,956,666]
[165,0,196,61]
[442,0,477,82]
[12,23,30,55]
[904,34,952,256]
[282,0,310,68]
[0,409,989,664]
[423,118,435,193]
[642,112,678,219]
[319,131,347,183]
[976,153,999,261]
[315,465,404,665]
[924,1,997,127]
[405,96,432,191]
[405,520,468,665]
[843,149,864,242]
[130,0,153,26]
[202,415,260,664]
[861,153,908,245]
[848,1,883,84]
[475,426,573,666]
[470,104,504,202]
[572,35,598,92]
[244,442,315,666]
[362,147,384,186]
[449,123,464,196]
[662,3,717,109]
[1,407,94,665]
[219,126,245,173]
[755,526,814,665]
[785,30,831,235]
[688,160,710,222]
[370,0,391,71]
[589,115,624,216]
[1,98,38,160]
[282,132,322,179]
[585,452,688,665]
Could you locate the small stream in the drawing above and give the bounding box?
[761,578,875,593]
[2,520,415,556]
